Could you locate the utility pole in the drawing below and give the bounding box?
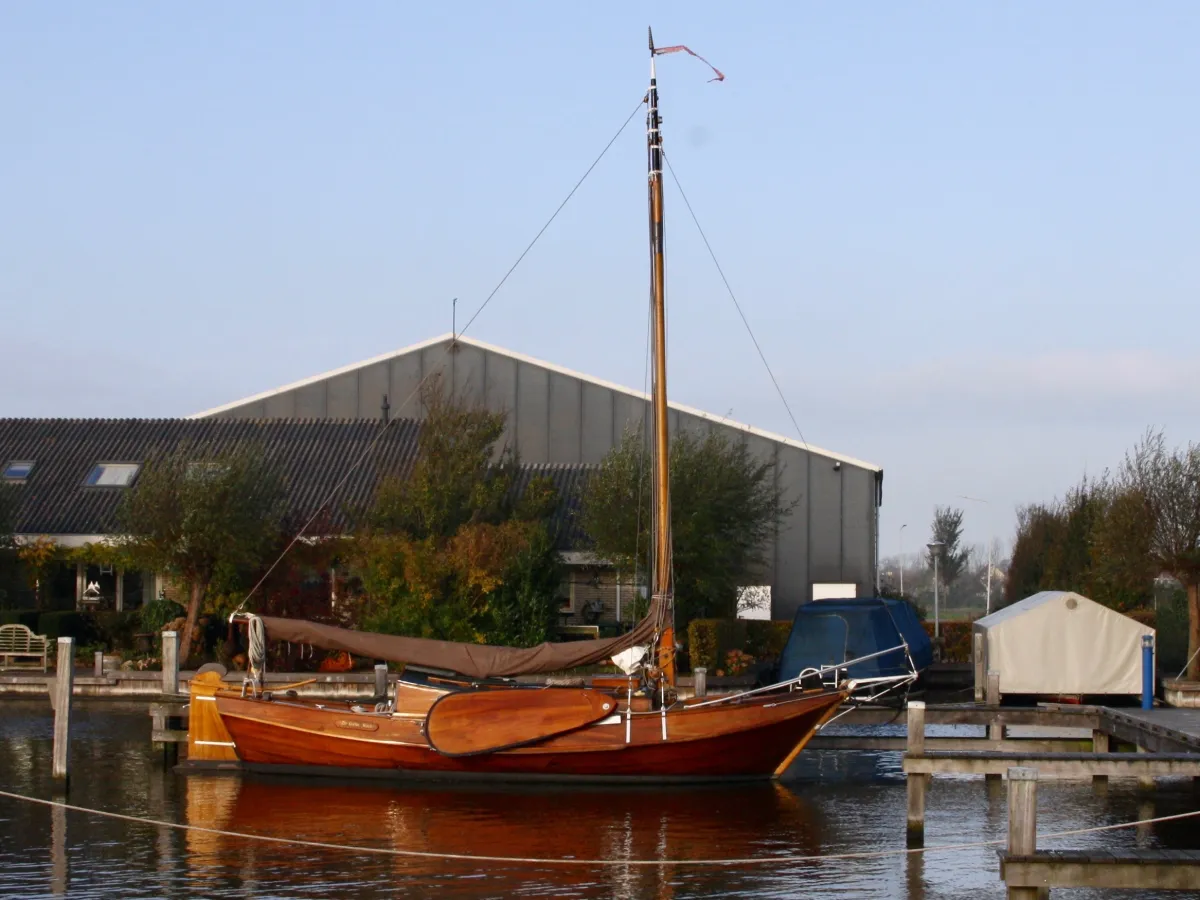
[958,495,992,614]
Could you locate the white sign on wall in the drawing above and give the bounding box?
[812,583,857,601]
[736,585,772,620]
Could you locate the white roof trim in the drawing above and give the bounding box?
[192,332,881,471]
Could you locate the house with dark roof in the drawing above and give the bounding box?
[0,418,606,623]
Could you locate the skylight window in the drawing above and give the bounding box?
[2,461,34,482]
[84,463,141,487]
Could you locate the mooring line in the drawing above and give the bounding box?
[2,788,1197,868]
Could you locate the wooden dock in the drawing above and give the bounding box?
[998,766,1200,895]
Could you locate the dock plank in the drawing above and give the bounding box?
[1000,849,1200,890]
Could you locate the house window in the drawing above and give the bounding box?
[84,463,141,487]
[2,461,33,482]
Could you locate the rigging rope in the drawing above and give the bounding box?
[232,96,647,615]
[1,787,1196,868]
[661,150,812,455]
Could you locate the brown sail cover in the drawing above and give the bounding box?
[258,599,663,679]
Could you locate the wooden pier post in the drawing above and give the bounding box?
[1006,766,1039,900]
[985,671,1004,782]
[52,637,74,784]
[1136,745,1155,790]
[1092,730,1110,785]
[907,700,926,755]
[161,631,179,696]
[693,667,707,699]
[906,701,928,846]
[94,650,104,679]
[374,663,388,699]
[974,632,985,702]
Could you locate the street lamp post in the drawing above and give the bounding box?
[927,541,945,638]
[899,524,908,597]
[958,495,993,615]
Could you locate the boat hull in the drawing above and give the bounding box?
[214,687,845,782]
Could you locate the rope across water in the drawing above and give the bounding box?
[2,788,1197,868]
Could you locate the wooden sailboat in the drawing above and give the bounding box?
[202,31,883,783]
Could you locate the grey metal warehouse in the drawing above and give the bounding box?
[194,333,883,620]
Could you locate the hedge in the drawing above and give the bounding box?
[1125,608,1155,628]
[0,610,41,630]
[686,619,792,673]
[922,620,973,662]
[36,612,98,644]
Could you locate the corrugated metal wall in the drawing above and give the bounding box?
[203,337,880,619]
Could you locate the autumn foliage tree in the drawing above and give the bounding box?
[1004,430,1200,679]
[352,383,562,645]
[1116,430,1200,680]
[118,444,287,661]
[580,427,790,631]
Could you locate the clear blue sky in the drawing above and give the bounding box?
[3,2,1197,558]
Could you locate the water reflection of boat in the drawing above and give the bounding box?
[185,774,825,894]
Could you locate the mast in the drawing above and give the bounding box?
[647,28,675,685]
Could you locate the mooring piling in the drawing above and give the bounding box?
[906,701,928,846]
[374,663,388,699]
[161,631,179,696]
[52,636,74,784]
[93,651,104,679]
[693,667,707,698]
[973,632,985,702]
[1006,766,1040,900]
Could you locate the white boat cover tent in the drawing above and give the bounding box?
[973,591,1154,695]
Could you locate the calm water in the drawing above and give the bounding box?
[1,700,1198,899]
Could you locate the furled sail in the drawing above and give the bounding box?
[257,596,665,680]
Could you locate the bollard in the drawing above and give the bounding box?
[1006,767,1039,900]
[161,631,179,696]
[374,663,388,699]
[693,667,707,699]
[1142,634,1154,710]
[973,632,985,702]
[53,637,74,783]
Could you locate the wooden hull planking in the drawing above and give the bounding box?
[214,687,845,781]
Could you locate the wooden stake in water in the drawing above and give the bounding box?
[1006,766,1039,900]
[375,664,388,699]
[693,667,707,699]
[53,636,74,783]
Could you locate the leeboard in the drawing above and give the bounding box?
[426,688,617,757]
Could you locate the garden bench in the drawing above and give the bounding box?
[0,623,50,671]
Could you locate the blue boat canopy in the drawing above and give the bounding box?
[778,598,933,681]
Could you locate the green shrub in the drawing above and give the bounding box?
[37,612,98,644]
[139,596,185,634]
[745,620,791,661]
[0,610,41,630]
[92,610,141,651]
[688,619,723,671]
[922,620,973,662]
[1157,589,1188,675]
[687,619,794,672]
